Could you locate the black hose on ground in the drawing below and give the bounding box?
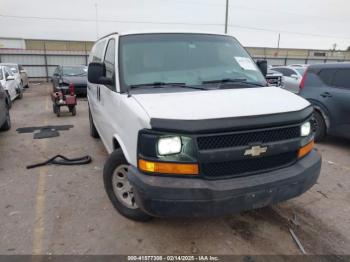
[27,155,92,169]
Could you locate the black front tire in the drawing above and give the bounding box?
[0,106,11,131]
[313,110,326,142]
[53,104,58,114]
[89,107,99,138]
[103,149,152,222]
[18,89,23,99]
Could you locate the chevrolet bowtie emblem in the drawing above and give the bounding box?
[244,145,268,157]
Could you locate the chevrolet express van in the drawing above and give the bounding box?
[87,31,321,221]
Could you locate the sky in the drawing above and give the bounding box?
[0,0,350,50]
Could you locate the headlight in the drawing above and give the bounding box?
[301,122,311,137]
[157,136,182,155]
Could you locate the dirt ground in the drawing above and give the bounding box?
[0,83,349,255]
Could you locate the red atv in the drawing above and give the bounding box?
[51,83,77,117]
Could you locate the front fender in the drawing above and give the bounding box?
[112,134,132,165]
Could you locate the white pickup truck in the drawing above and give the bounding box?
[87,31,321,221]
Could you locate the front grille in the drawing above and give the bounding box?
[197,126,300,150]
[266,76,282,87]
[201,151,297,179]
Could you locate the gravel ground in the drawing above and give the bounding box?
[0,83,349,255]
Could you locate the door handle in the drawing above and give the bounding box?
[320,92,332,98]
[97,86,101,101]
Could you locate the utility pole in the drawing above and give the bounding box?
[95,3,99,39]
[277,33,280,49]
[224,0,229,34]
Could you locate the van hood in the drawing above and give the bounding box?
[132,87,310,121]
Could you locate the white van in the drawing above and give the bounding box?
[87,31,321,221]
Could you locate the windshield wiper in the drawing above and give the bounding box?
[129,82,207,90]
[202,78,265,87]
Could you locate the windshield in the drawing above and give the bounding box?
[119,34,266,91]
[5,67,14,76]
[3,64,18,73]
[62,66,87,76]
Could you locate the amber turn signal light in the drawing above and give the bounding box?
[298,140,314,158]
[138,159,199,175]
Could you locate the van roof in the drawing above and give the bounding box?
[98,30,231,40]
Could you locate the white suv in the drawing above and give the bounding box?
[87,31,321,221]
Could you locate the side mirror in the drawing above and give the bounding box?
[290,74,299,80]
[98,76,113,85]
[88,62,106,84]
[6,75,15,81]
[88,62,114,86]
[256,60,268,77]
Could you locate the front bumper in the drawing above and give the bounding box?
[127,150,321,217]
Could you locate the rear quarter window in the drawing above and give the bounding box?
[332,69,350,89]
[318,69,337,86]
[304,68,336,87]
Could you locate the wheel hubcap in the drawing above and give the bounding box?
[112,165,138,209]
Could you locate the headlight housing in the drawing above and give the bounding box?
[157,136,182,156]
[137,130,198,175]
[298,120,314,158]
[301,121,311,137]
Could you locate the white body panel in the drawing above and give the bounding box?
[282,76,301,93]
[87,32,311,167]
[87,35,150,166]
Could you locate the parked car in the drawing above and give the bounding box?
[87,31,321,221]
[299,63,350,141]
[52,65,88,96]
[0,65,23,108]
[0,63,29,88]
[0,82,11,131]
[272,66,306,93]
[266,69,283,87]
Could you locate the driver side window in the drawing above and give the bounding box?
[284,69,294,77]
[104,39,116,91]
